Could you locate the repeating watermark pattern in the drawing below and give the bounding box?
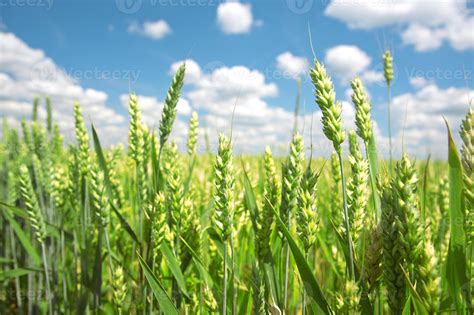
[115,0,142,14]
[29,66,141,85]
[116,0,221,14]
[404,67,472,82]
[0,0,53,9]
[286,0,314,14]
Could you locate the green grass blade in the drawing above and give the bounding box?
[160,242,189,298]
[2,207,41,266]
[366,135,381,221]
[137,252,178,315]
[0,268,35,281]
[269,200,333,314]
[179,235,213,287]
[241,164,259,234]
[444,120,470,313]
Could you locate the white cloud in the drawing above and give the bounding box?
[128,19,171,40]
[217,1,253,34]
[387,84,472,158]
[401,24,445,52]
[409,76,430,89]
[325,0,474,51]
[324,45,382,85]
[276,52,309,79]
[169,59,202,84]
[0,32,125,145]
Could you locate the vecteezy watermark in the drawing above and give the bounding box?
[404,67,472,82]
[0,0,53,9]
[115,0,142,14]
[115,0,221,14]
[29,65,141,85]
[286,0,314,14]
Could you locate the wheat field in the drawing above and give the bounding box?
[0,53,473,315]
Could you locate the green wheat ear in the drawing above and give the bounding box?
[73,102,90,176]
[460,107,473,243]
[347,131,369,244]
[279,133,304,226]
[187,111,199,156]
[383,50,394,86]
[19,165,47,243]
[351,77,373,142]
[256,146,280,261]
[159,63,186,148]
[213,133,234,241]
[127,93,144,165]
[310,59,344,153]
[296,162,319,252]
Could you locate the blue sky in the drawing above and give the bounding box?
[0,0,473,157]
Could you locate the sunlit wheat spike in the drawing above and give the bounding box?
[383,50,394,86]
[310,59,344,153]
[90,162,110,226]
[335,280,360,313]
[256,146,280,261]
[279,133,304,225]
[159,63,185,147]
[113,266,127,314]
[19,165,47,243]
[46,96,53,133]
[460,106,473,243]
[152,193,173,259]
[127,93,144,165]
[296,163,319,251]
[414,239,441,313]
[163,141,183,231]
[381,186,406,313]
[187,111,199,156]
[32,96,39,122]
[351,77,373,142]
[212,133,234,241]
[347,131,369,243]
[73,102,90,176]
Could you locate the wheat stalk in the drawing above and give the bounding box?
[311,58,355,280]
[212,133,234,314]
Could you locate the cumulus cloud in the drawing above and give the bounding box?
[0,32,125,145]
[409,76,430,89]
[217,1,253,34]
[128,19,171,40]
[276,52,309,79]
[169,59,202,84]
[324,45,382,85]
[325,0,474,51]
[387,84,472,158]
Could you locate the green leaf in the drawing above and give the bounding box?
[91,229,103,310]
[1,207,41,266]
[137,252,178,315]
[179,236,213,287]
[241,164,259,234]
[444,119,470,312]
[399,264,429,315]
[0,268,35,281]
[269,200,333,315]
[421,155,431,229]
[366,134,381,221]
[160,242,189,298]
